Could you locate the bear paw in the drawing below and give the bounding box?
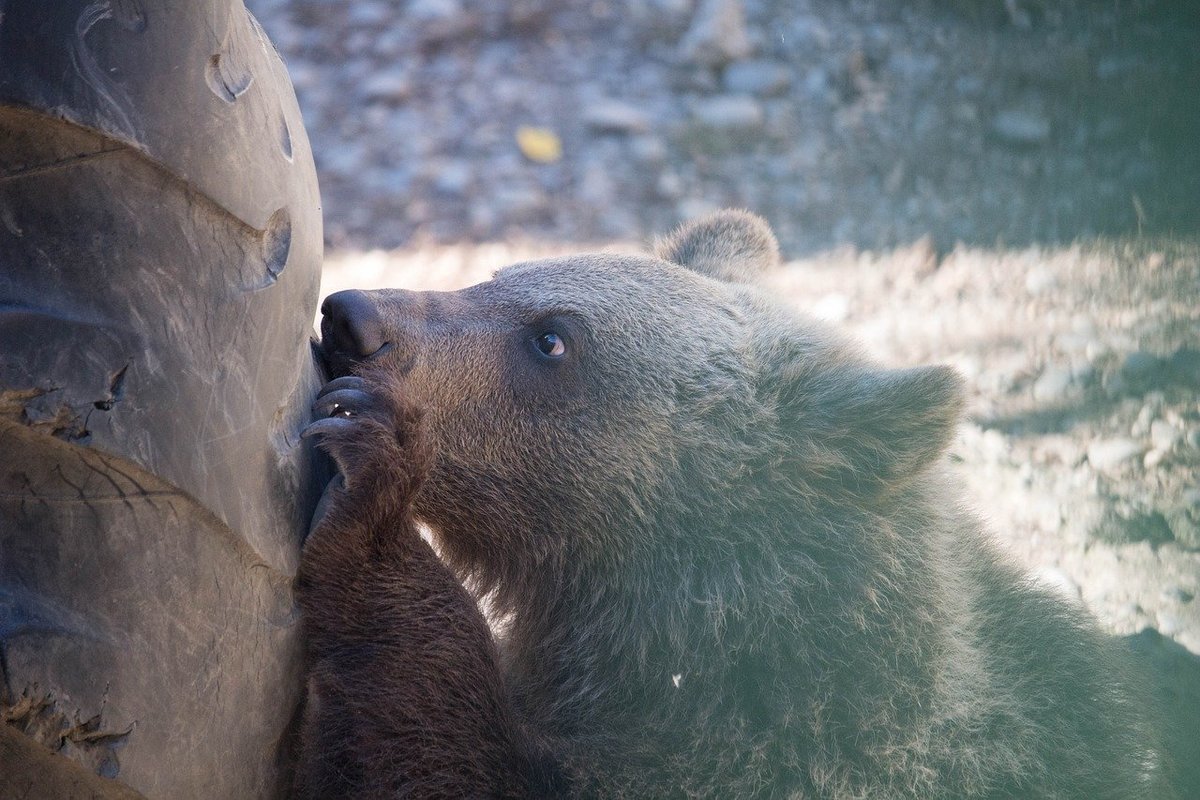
[303,374,428,503]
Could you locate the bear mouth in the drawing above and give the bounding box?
[317,332,396,380]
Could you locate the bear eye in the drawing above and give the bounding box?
[533,331,566,358]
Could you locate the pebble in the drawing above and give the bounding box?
[1086,438,1145,472]
[409,0,476,44]
[1023,265,1056,295]
[722,60,792,96]
[630,135,668,165]
[361,71,413,103]
[691,95,765,130]
[494,184,546,223]
[1031,366,1075,404]
[428,158,472,195]
[1157,610,1184,637]
[677,0,753,67]
[1150,419,1180,452]
[583,99,652,134]
[991,109,1051,145]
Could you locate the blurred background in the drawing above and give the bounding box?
[245,0,1199,655]
[246,0,1197,253]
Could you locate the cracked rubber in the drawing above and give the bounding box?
[0,2,325,797]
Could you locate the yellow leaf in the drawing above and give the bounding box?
[516,126,562,164]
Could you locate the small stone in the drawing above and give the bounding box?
[1143,449,1166,469]
[722,60,792,96]
[409,0,477,44]
[991,109,1051,145]
[1187,429,1200,450]
[361,71,413,103]
[677,0,752,67]
[1157,611,1184,637]
[628,0,693,39]
[347,3,390,26]
[1085,339,1111,364]
[1031,366,1075,404]
[630,135,668,165]
[495,184,546,223]
[429,159,472,195]
[1150,419,1180,452]
[578,164,615,207]
[1086,438,1145,472]
[692,95,764,130]
[657,171,684,198]
[1023,265,1056,295]
[583,100,651,134]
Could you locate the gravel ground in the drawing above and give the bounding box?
[245,0,1200,654]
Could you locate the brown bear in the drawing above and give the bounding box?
[295,211,1166,798]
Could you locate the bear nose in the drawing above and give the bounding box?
[320,289,386,360]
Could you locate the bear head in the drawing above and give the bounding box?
[318,211,963,612]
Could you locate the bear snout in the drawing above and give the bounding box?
[320,289,388,375]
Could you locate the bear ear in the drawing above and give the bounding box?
[654,209,781,283]
[789,363,965,496]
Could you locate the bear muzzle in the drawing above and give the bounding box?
[320,288,389,376]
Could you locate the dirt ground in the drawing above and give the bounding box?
[247,0,1200,654]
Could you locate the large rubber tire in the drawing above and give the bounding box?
[0,2,324,797]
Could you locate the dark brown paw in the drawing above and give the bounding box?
[303,374,426,497]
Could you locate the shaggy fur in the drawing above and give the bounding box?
[296,212,1166,798]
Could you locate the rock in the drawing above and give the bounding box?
[1158,611,1185,637]
[657,171,684,198]
[691,95,764,130]
[722,60,792,95]
[628,0,693,39]
[583,99,652,134]
[409,0,478,45]
[1151,419,1181,452]
[677,0,752,67]
[578,163,615,207]
[1031,365,1076,404]
[1086,438,1145,472]
[361,71,413,103]
[1023,265,1057,295]
[991,109,1051,145]
[429,158,472,196]
[494,183,546,223]
[630,135,668,164]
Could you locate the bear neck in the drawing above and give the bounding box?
[498,480,953,739]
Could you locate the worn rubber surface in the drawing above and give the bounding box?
[0,1,324,797]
